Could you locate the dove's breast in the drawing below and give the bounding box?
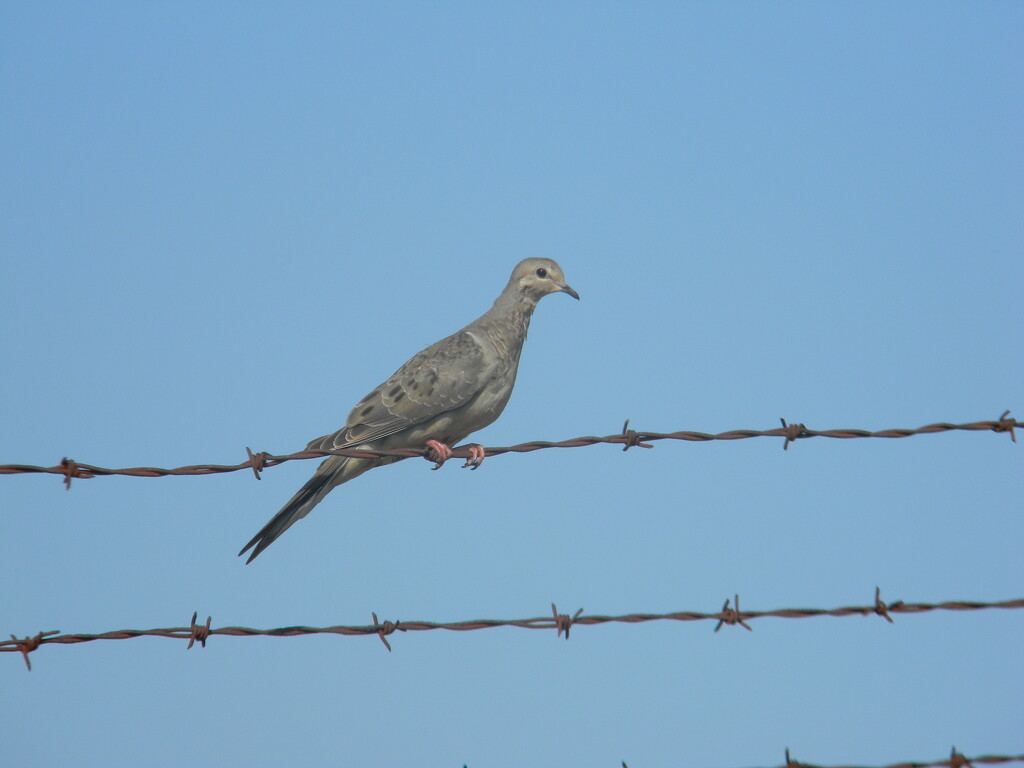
[454,328,520,433]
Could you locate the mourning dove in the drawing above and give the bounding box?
[239,258,579,563]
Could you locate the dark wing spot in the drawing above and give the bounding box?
[393,392,405,402]
[360,405,374,417]
[387,386,401,397]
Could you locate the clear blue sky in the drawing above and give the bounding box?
[2,3,1021,766]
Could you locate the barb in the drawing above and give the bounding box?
[3,591,1021,669]
[187,612,212,650]
[551,603,584,639]
[776,745,1024,768]
[1,414,1016,486]
[8,631,59,671]
[371,612,401,652]
[714,594,753,632]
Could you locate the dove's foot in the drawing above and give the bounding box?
[424,439,453,470]
[462,443,486,470]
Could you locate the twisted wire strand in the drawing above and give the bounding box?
[0,414,1016,488]
[4,592,1022,669]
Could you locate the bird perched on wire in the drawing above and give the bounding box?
[239,258,579,563]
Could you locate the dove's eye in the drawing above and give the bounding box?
[535,267,547,278]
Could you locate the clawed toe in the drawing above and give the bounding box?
[424,439,454,469]
[462,444,486,470]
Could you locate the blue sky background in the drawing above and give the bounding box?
[2,3,1021,766]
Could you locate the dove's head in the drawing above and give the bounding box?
[509,258,580,302]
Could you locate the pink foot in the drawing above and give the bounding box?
[425,439,453,470]
[462,444,486,470]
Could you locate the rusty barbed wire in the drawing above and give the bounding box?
[3,589,1021,670]
[0,413,1016,488]
[623,749,1024,768]
[626,750,1024,768]
[767,746,1024,768]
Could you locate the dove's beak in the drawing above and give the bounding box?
[557,282,580,300]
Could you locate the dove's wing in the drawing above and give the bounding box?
[308,329,490,451]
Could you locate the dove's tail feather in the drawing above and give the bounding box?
[238,455,372,564]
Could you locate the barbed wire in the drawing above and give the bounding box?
[768,746,1024,768]
[4,589,1021,670]
[635,746,1024,768]
[0,413,1016,489]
